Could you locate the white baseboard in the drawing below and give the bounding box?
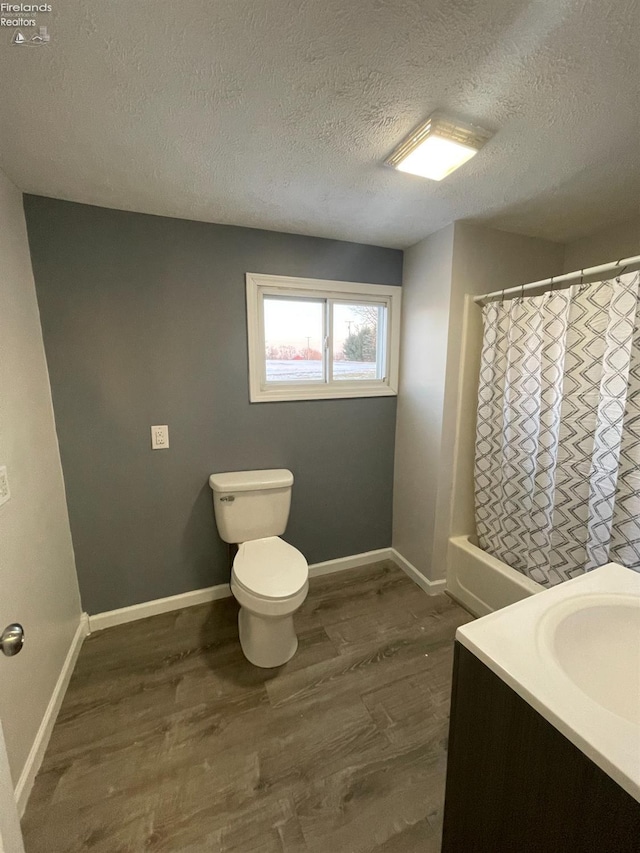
[15,614,89,816]
[390,548,446,595]
[87,546,441,635]
[87,583,232,633]
[87,548,396,633]
[308,547,394,578]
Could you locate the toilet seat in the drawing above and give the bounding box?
[233,536,308,600]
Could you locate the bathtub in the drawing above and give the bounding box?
[447,534,543,617]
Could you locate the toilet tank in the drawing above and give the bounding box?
[209,469,294,544]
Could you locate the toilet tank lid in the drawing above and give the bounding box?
[209,469,294,493]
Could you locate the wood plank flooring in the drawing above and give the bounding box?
[22,561,472,853]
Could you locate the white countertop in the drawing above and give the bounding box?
[456,563,640,802]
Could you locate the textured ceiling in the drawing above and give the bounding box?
[0,0,638,248]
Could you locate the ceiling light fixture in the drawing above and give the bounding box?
[385,113,492,181]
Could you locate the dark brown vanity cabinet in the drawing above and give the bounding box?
[441,643,640,852]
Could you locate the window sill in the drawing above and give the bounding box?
[249,385,398,403]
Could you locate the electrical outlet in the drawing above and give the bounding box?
[151,425,169,450]
[0,466,10,507]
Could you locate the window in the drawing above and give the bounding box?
[246,273,401,402]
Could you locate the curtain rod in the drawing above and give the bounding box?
[473,254,640,306]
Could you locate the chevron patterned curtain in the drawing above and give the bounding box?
[474,271,640,586]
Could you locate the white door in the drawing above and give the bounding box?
[0,721,25,853]
[0,171,81,853]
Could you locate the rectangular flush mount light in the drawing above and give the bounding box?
[385,113,492,181]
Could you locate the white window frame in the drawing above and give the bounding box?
[246,273,401,403]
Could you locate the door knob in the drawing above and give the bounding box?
[1,624,24,657]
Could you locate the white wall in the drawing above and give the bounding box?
[0,170,82,795]
[393,221,564,582]
[392,224,454,577]
[563,216,640,271]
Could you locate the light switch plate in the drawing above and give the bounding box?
[0,466,10,507]
[151,425,169,450]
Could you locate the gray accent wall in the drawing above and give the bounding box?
[24,196,402,614]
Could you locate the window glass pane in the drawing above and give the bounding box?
[332,302,384,381]
[264,297,324,383]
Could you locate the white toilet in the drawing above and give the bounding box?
[208,469,308,668]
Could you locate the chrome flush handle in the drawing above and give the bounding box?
[1,623,24,657]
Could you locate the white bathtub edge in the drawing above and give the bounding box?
[447,534,543,617]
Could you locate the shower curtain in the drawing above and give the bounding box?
[474,270,640,586]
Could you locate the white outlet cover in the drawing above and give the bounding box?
[0,466,10,507]
[151,425,169,450]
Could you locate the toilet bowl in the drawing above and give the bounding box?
[230,536,308,668]
[209,468,308,668]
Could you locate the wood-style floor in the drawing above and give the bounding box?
[22,561,471,853]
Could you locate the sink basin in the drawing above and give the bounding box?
[456,564,640,801]
[548,595,640,725]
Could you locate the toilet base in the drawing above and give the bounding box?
[238,606,298,668]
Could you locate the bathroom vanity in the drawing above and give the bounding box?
[441,564,640,852]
